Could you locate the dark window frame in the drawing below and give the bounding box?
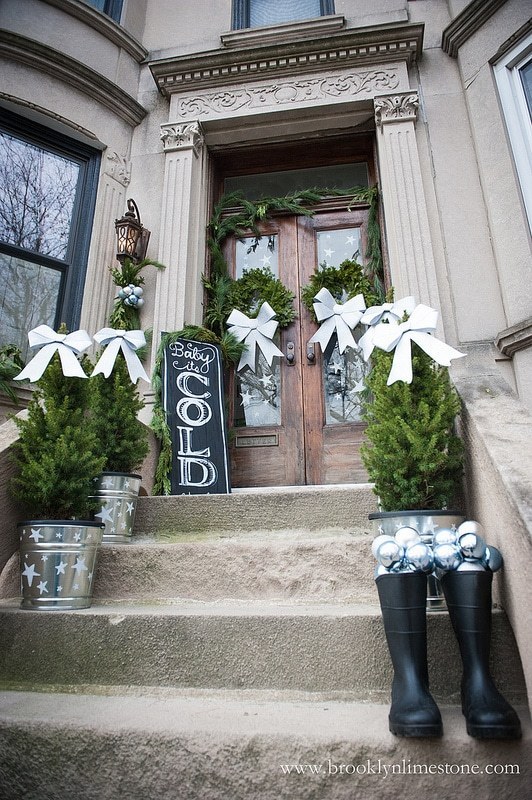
[85,0,123,24]
[0,108,100,342]
[232,0,335,30]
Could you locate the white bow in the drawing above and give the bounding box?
[14,325,91,382]
[91,328,150,384]
[227,302,284,372]
[372,304,466,385]
[309,288,366,354]
[359,296,416,361]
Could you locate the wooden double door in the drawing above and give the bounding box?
[227,204,371,487]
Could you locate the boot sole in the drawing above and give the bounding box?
[466,722,522,740]
[389,722,443,738]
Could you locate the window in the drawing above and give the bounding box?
[0,111,100,357]
[493,31,532,231]
[233,0,335,30]
[83,0,123,24]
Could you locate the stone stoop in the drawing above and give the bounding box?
[0,484,530,798]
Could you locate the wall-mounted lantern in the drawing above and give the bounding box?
[114,198,150,263]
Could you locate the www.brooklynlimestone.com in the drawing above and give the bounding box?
[279,759,520,777]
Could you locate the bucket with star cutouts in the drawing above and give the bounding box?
[18,521,104,610]
[89,472,142,544]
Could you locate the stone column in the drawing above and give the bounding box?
[151,120,207,362]
[80,151,131,335]
[374,92,441,312]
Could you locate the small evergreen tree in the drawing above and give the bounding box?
[11,352,105,519]
[89,353,148,473]
[361,346,463,511]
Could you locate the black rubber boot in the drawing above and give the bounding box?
[376,572,443,737]
[441,569,522,740]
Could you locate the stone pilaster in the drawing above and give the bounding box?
[374,92,441,312]
[151,121,207,363]
[80,151,131,335]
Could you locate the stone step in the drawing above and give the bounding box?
[0,601,526,704]
[132,483,378,539]
[0,688,530,800]
[0,533,377,604]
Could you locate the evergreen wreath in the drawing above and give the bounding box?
[301,258,381,323]
[227,267,296,328]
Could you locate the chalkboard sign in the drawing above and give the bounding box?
[162,338,231,494]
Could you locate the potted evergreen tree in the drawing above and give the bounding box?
[88,349,149,544]
[11,331,105,610]
[360,300,521,741]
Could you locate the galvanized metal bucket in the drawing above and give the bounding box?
[89,472,142,544]
[18,521,103,610]
[369,510,465,611]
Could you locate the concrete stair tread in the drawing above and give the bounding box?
[1,689,531,800]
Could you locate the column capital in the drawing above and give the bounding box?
[160,121,205,155]
[374,92,419,127]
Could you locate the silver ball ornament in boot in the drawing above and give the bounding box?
[433,542,463,571]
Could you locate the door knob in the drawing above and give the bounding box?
[306,341,315,363]
[286,341,295,365]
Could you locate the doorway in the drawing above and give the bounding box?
[225,203,372,487]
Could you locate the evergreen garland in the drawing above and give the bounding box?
[0,344,24,403]
[360,346,464,511]
[109,256,165,330]
[204,186,383,337]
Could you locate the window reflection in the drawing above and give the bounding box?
[0,132,79,260]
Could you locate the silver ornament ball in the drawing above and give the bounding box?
[456,561,486,572]
[133,286,144,297]
[371,534,395,560]
[376,539,404,569]
[457,520,484,538]
[433,542,463,571]
[405,542,434,573]
[485,545,503,572]
[394,526,421,548]
[458,532,486,561]
[433,527,457,546]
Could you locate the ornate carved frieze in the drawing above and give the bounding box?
[160,122,205,155]
[105,152,131,187]
[176,69,400,119]
[374,92,419,127]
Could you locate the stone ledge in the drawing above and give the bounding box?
[495,317,532,358]
[442,0,508,58]
[0,30,146,127]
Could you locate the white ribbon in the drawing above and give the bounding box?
[227,302,284,372]
[91,328,150,384]
[372,304,466,385]
[359,296,416,361]
[309,289,366,354]
[14,325,91,382]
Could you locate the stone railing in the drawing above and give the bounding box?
[452,355,532,711]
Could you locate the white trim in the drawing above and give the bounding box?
[493,31,532,232]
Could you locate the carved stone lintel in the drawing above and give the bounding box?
[105,152,131,187]
[160,121,205,155]
[374,92,419,127]
[176,69,401,119]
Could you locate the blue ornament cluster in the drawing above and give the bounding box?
[372,520,503,577]
[118,284,144,308]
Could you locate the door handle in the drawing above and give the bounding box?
[306,341,316,363]
[286,341,295,365]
